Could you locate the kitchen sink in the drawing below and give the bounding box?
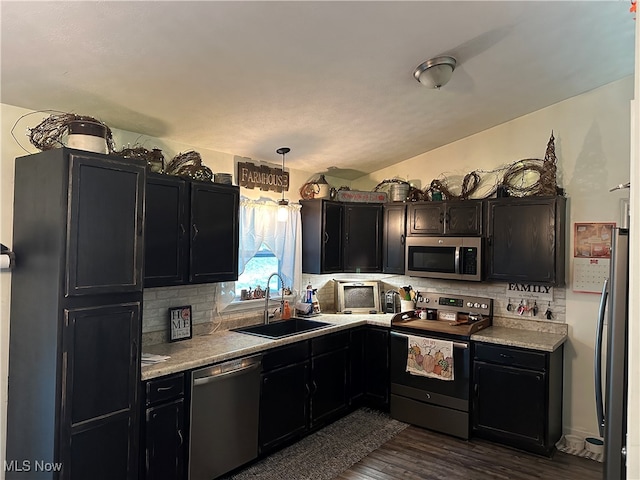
[232,318,332,339]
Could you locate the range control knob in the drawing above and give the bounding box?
[481,303,488,309]
[474,302,481,308]
[423,298,429,303]
[466,302,473,307]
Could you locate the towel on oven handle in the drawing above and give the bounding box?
[405,334,454,381]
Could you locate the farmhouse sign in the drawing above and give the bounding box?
[506,283,554,301]
[236,159,289,193]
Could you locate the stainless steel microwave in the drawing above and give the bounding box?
[405,236,482,281]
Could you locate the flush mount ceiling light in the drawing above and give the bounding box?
[413,55,457,89]
[276,147,290,222]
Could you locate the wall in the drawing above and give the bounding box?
[351,76,634,440]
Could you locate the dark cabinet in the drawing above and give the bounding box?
[343,203,383,272]
[142,373,186,480]
[259,343,309,454]
[144,173,239,287]
[349,327,390,409]
[301,199,343,273]
[301,199,382,273]
[7,148,144,480]
[408,200,482,236]
[472,343,563,456]
[485,196,566,285]
[310,332,350,426]
[382,203,406,274]
[144,174,189,286]
[259,332,351,453]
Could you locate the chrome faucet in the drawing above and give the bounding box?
[264,272,285,324]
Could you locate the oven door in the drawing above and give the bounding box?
[390,330,470,411]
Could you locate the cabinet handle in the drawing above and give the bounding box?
[445,213,450,224]
[499,353,513,359]
[400,234,405,246]
[192,224,199,241]
[157,386,174,392]
[323,232,329,244]
[180,224,186,235]
[305,382,311,396]
[439,212,444,224]
[487,235,492,246]
[177,428,184,447]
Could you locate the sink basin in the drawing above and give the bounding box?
[232,318,332,339]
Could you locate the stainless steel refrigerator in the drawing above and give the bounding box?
[595,227,629,479]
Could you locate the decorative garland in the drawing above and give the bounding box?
[27,112,115,152]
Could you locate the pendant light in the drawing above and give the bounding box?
[276,147,290,222]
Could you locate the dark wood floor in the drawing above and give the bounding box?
[336,426,603,480]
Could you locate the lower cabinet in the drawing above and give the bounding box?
[310,332,350,427]
[141,373,186,480]
[259,343,309,454]
[472,342,563,456]
[259,332,351,454]
[350,326,390,410]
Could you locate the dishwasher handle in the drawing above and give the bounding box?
[193,355,263,387]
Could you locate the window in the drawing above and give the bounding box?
[235,244,281,296]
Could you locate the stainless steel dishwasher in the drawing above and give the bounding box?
[189,354,263,480]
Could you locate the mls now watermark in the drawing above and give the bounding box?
[5,460,63,472]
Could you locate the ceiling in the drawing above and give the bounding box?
[1,1,635,180]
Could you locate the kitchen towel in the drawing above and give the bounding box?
[405,334,454,381]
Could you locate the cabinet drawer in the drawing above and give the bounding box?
[145,373,185,406]
[263,341,309,371]
[474,343,546,371]
[312,331,350,356]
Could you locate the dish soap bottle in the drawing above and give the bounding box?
[282,300,291,320]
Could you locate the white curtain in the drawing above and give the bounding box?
[216,197,302,312]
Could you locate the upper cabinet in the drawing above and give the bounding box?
[301,199,382,274]
[144,173,239,287]
[407,201,483,236]
[66,153,146,296]
[382,203,406,274]
[485,196,566,286]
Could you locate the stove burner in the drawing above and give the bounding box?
[391,292,493,338]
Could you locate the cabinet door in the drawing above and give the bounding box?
[310,348,349,427]
[383,204,406,274]
[259,362,309,453]
[343,204,382,272]
[322,202,343,272]
[365,327,390,409]
[473,361,546,451]
[66,154,145,296]
[349,328,366,404]
[446,201,482,235]
[189,182,239,283]
[408,203,445,235]
[62,302,140,479]
[144,174,188,287]
[145,399,185,480]
[487,197,564,284]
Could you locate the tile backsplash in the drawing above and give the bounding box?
[142,275,565,346]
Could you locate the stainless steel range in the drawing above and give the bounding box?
[389,292,493,439]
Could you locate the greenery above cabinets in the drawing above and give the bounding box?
[144,173,240,287]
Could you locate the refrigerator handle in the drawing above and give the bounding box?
[595,277,608,438]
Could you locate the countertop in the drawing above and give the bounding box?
[141,314,391,380]
[141,314,568,381]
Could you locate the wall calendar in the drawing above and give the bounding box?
[572,222,615,294]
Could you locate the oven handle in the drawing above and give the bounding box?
[454,247,461,275]
[391,331,468,349]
